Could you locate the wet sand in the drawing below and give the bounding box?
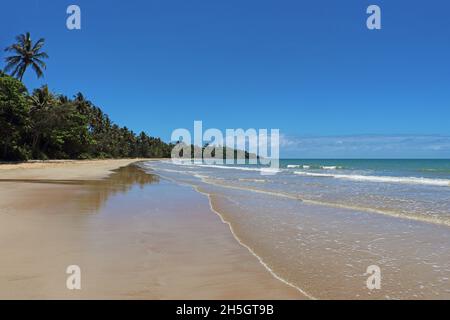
[0,160,304,299]
[144,161,450,300]
[209,192,450,299]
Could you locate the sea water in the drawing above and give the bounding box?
[142,159,450,299]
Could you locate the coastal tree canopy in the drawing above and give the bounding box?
[0,72,173,161]
[0,75,30,160]
[0,33,174,161]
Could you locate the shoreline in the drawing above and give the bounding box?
[0,159,304,299]
[154,170,317,299]
[197,187,317,300]
[145,160,450,299]
[4,159,449,299]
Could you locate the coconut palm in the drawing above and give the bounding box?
[28,85,55,157]
[4,32,49,81]
[30,85,55,110]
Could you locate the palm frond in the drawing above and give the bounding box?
[31,61,44,78]
[15,34,27,46]
[4,32,49,80]
[5,56,21,64]
[9,63,23,78]
[17,63,28,80]
[4,61,18,73]
[32,38,45,52]
[33,58,47,69]
[34,52,49,59]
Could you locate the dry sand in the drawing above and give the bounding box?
[0,160,304,299]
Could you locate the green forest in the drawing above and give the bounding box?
[1,33,173,161]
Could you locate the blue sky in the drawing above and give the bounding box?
[1,0,450,158]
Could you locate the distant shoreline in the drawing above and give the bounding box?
[0,158,168,165]
[0,158,167,172]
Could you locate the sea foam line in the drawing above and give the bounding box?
[186,174,450,228]
[196,188,317,300]
[294,171,450,187]
[142,166,317,300]
[188,163,282,174]
[173,162,450,187]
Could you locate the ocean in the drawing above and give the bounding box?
[145,159,450,226]
[141,159,450,299]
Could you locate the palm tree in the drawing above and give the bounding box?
[58,95,70,105]
[29,85,55,157]
[30,85,55,110]
[3,32,49,81]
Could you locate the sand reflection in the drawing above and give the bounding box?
[0,163,159,214]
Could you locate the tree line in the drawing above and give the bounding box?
[1,33,173,161]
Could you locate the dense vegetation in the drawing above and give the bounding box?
[1,33,173,161]
[0,74,173,161]
[1,32,252,162]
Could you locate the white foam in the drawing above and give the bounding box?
[197,164,281,174]
[294,171,334,178]
[294,171,450,187]
[238,178,266,183]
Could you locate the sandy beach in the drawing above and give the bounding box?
[0,160,304,299]
[2,159,449,300]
